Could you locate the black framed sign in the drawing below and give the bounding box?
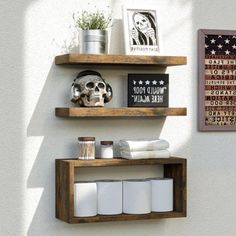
[198,29,236,131]
[128,74,169,107]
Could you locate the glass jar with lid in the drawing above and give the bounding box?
[100,141,113,159]
[78,137,95,160]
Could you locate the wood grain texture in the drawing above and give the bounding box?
[164,160,187,216]
[56,160,70,222]
[58,157,186,167]
[55,54,187,66]
[55,107,187,118]
[56,160,74,223]
[55,157,187,223]
[70,211,185,223]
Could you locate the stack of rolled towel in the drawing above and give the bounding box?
[119,139,170,159]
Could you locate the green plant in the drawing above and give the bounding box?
[73,10,112,30]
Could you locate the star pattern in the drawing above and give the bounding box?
[131,79,166,87]
[205,34,236,55]
[204,34,236,127]
[211,50,216,55]
[152,80,157,85]
[133,80,166,86]
[225,39,230,44]
[210,38,216,44]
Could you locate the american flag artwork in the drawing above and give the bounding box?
[198,29,236,131]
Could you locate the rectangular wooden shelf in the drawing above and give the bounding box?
[55,107,187,118]
[55,54,187,66]
[56,157,187,223]
[70,211,185,224]
[59,157,186,167]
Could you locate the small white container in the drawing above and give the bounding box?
[100,141,113,159]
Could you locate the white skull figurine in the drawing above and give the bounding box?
[71,71,112,107]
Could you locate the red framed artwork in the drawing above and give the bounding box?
[198,29,236,131]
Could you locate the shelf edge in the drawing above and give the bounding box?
[55,54,187,66]
[55,107,187,118]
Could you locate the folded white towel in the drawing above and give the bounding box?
[119,139,169,152]
[120,150,170,159]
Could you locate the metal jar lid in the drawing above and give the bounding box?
[78,137,95,141]
[101,141,113,145]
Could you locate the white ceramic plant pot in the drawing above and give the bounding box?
[79,30,108,54]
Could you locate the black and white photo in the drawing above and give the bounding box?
[123,7,160,55]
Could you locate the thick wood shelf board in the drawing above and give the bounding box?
[55,54,187,66]
[58,157,186,167]
[71,211,185,223]
[55,107,187,118]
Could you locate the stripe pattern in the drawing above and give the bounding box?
[204,34,236,126]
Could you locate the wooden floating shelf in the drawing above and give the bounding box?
[55,54,187,66]
[55,107,187,118]
[56,157,187,223]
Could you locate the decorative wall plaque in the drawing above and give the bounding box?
[198,29,236,131]
[128,74,169,107]
[122,7,160,55]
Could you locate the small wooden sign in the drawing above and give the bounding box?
[128,74,169,107]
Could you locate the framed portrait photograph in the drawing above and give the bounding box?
[198,29,236,131]
[122,6,160,55]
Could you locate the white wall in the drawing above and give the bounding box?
[0,0,236,235]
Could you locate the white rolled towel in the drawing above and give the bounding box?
[120,150,170,159]
[119,139,169,152]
